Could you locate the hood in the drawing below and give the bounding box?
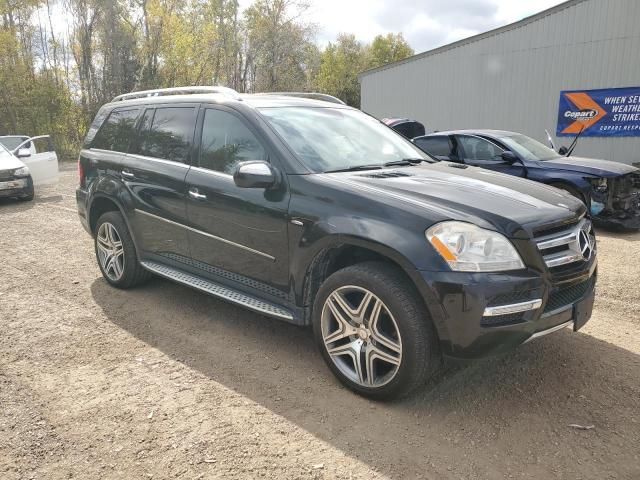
[0,153,26,171]
[542,156,638,177]
[326,162,585,237]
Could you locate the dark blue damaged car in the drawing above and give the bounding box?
[408,129,640,229]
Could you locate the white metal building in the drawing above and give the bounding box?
[360,0,640,165]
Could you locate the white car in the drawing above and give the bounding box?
[0,135,59,201]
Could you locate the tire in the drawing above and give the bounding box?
[19,184,34,201]
[94,211,151,289]
[312,261,441,400]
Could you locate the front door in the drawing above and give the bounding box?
[14,136,59,185]
[456,134,526,177]
[185,106,290,297]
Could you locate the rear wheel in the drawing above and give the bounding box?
[313,262,441,400]
[95,211,151,288]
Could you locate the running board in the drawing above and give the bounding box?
[140,261,294,321]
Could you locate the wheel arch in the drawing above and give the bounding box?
[298,236,445,337]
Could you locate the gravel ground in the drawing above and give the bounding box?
[1,165,639,480]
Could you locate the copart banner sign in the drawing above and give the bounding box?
[556,86,640,137]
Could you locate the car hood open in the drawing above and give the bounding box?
[542,156,638,177]
[326,162,586,236]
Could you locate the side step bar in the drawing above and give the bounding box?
[140,261,294,321]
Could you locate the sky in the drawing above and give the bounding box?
[45,0,569,55]
[277,0,568,53]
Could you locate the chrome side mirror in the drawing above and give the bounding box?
[233,161,277,189]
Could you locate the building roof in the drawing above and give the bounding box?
[358,0,588,79]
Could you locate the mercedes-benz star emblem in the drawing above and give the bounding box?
[578,229,592,261]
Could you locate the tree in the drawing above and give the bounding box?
[244,0,316,92]
[314,34,367,107]
[368,33,413,69]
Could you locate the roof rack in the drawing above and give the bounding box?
[112,86,242,103]
[254,92,346,105]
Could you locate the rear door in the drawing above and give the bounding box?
[184,106,291,295]
[455,134,526,177]
[125,104,198,261]
[13,136,59,185]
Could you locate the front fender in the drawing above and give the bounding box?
[289,216,450,338]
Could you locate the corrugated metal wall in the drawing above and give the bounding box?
[360,0,640,165]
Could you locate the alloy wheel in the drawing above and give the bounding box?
[321,285,402,387]
[96,222,125,282]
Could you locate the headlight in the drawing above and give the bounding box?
[14,166,29,177]
[426,221,525,272]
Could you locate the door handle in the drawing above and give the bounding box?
[189,188,207,200]
[121,170,135,179]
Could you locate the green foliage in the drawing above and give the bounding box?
[369,33,414,69]
[315,32,414,107]
[0,0,414,158]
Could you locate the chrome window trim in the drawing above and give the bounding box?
[134,209,275,262]
[189,165,233,179]
[126,153,190,169]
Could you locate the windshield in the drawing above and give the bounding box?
[259,107,430,172]
[0,136,27,151]
[497,133,561,161]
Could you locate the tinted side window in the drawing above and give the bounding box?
[92,108,140,152]
[139,107,196,163]
[414,136,452,158]
[199,109,266,174]
[457,135,504,161]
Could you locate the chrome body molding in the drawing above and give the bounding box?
[523,319,573,344]
[134,209,275,261]
[536,218,596,268]
[126,153,190,169]
[140,261,293,320]
[483,299,543,317]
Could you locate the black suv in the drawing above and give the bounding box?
[77,87,597,399]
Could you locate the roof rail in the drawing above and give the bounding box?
[255,92,346,105]
[112,86,241,103]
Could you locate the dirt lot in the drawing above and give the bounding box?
[1,165,639,480]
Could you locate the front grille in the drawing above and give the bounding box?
[0,169,15,181]
[544,277,595,313]
[481,313,524,327]
[535,218,595,269]
[487,289,535,307]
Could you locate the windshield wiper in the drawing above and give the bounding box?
[325,158,433,173]
[324,164,383,173]
[383,158,433,167]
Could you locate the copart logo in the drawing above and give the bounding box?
[564,109,598,120]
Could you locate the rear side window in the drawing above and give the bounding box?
[138,107,196,163]
[414,136,452,158]
[199,109,266,174]
[457,135,504,161]
[91,108,140,152]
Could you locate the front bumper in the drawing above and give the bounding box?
[0,176,33,198]
[417,256,597,358]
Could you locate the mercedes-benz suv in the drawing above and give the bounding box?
[76,87,597,400]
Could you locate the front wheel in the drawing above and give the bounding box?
[313,262,441,400]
